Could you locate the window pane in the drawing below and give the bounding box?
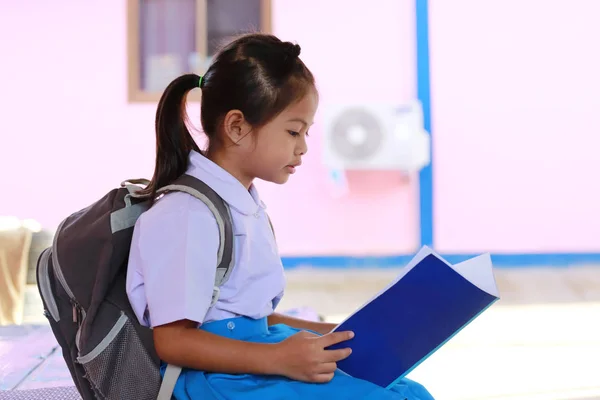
[139,0,197,92]
[206,0,262,56]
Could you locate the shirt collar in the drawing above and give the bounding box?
[185,150,266,216]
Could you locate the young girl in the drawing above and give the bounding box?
[126,33,435,400]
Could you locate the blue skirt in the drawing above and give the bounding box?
[162,316,435,400]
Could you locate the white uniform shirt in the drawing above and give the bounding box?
[126,150,286,327]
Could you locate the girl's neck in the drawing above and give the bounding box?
[205,149,253,190]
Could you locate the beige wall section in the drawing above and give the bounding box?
[0,226,32,326]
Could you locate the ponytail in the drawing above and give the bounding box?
[139,73,201,203]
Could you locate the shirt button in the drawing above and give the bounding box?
[253,212,259,218]
[227,321,235,330]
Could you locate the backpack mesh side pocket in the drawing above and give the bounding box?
[77,313,160,400]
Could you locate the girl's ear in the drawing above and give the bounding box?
[222,109,253,145]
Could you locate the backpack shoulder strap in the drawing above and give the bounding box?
[157,174,234,298]
[155,175,234,400]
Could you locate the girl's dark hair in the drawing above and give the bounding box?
[139,33,316,202]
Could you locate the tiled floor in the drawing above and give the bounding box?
[2,265,600,399]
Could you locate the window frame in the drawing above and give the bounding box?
[126,0,272,103]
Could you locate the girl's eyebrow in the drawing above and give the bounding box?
[287,118,313,126]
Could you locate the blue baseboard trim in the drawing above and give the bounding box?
[281,253,600,269]
[282,255,413,270]
[444,253,600,267]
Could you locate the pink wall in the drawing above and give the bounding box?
[0,0,419,257]
[430,0,600,253]
[260,0,419,255]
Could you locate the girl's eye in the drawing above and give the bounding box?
[288,130,310,137]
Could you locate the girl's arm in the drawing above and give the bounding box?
[268,312,337,335]
[154,319,278,375]
[154,318,354,383]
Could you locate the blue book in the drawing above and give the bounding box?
[328,246,500,388]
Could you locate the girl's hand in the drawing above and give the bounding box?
[273,330,354,383]
[313,322,338,335]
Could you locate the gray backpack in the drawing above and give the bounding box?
[36,174,235,400]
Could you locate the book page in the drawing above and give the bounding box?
[332,246,445,331]
[332,247,499,331]
[450,253,499,298]
[388,245,444,283]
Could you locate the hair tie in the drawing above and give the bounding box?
[198,75,203,88]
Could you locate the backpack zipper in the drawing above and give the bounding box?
[72,299,81,324]
[52,218,86,349]
[51,218,77,302]
[37,247,60,322]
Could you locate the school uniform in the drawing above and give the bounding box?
[126,150,435,400]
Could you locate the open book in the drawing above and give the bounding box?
[328,246,500,388]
